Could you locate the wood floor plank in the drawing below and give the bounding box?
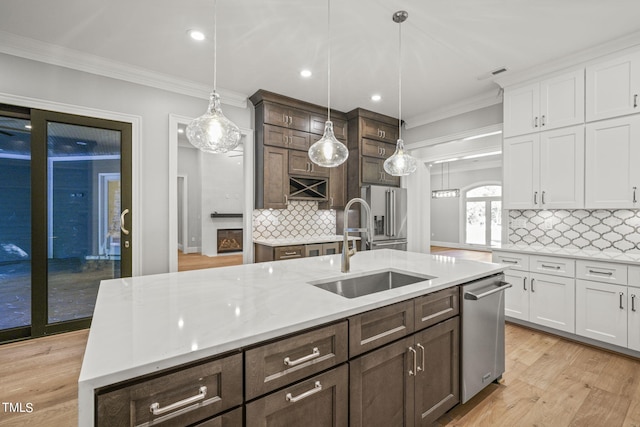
[571,387,631,427]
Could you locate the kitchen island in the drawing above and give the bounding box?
[79,249,505,426]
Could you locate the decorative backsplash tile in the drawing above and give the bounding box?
[253,201,336,239]
[508,209,640,253]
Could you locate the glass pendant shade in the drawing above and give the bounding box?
[384,138,417,176]
[308,121,348,167]
[187,91,241,154]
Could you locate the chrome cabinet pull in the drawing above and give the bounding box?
[150,386,206,416]
[534,191,538,205]
[531,278,535,292]
[534,116,539,128]
[620,292,625,310]
[635,94,638,108]
[541,191,546,204]
[541,264,560,270]
[408,346,417,376]
[634,186,637,203]
[283,113,287,123]
[633,294,637,312]
[416,343,425,373]
[286,381,322,403]
[523,277,527,291]
[501,259,518,264]
[541,115,546,126]
[120,208,130,235]
[284,194,289,206]
[588,269,613,276]
[284,347,320,366]
[330,197,334,207]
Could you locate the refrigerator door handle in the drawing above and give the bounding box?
[391,190,396,237]
[385,190,391,237]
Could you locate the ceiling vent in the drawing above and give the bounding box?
[477,66,508,80]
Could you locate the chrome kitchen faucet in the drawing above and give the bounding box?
[342,198,374,273]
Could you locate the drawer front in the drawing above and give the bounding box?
[96,353,243,427]
[310,115,347,140]
[349,300,414,357]
[245,321,348,400]
[492,251,530,271]
[629,265,640,288]
[193,407,243,427]
[414,286,459,331]
[263,124,290,148]
[361,138,394,159]
[576,260,628,285]
[361,118,398,143]
[274,245,305,260]
[246,364,348,427]
[530,255,575,278]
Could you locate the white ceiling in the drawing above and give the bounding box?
[2,0,640,125]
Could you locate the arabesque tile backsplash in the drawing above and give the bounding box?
[508,209,640,253]
[253,201,336,239]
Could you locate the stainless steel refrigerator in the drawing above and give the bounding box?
[361,185,408,251]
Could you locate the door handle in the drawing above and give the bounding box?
[633,294,637,312]
[286,381,322,403]
[620,292,625,310]
[531,278,535,292]
[523,277,527,291]
[408,346,417,376]
[634,186,637,204]
[120,208,130,235]
[533,191,538,205]
[416,343,425,373]
[464,282,513,300]
[541,191,546,204]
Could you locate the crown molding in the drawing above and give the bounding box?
[405,123,503,151]
[0,30,248,109]
[494,30,640,89]
[404,89,502,130]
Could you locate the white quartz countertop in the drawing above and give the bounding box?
[493,243,640,265]
[78,249,504,425]
[253,235,359,247]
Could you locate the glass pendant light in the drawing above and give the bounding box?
[384,11,417,176]
[187,0,241,154]
[308,0,349,168]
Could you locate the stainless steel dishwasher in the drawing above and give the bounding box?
[461,273,511,403]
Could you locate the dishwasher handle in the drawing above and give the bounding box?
[464,282,512,300]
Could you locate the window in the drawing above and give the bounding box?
[464,185,502,247]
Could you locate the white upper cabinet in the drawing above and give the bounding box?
[585,115,640,209]
[504,69,585,138]
[586,51,640,122]
[504,125,584,210]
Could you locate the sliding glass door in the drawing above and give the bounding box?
[0,106,131,342]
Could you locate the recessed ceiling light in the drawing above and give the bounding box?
[371,94,382,102]
[300,69,312,78]
[188,30,205,41]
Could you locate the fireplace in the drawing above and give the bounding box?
[217,228,243,254]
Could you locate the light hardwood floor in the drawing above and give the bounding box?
[177,251,243,271]
[2,248,640,426]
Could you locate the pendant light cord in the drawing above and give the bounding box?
[327,0,331,121]
[213,0,217,92]
[398,18,402,141]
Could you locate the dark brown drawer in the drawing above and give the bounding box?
[245,321,348,400]
[96,353,242,427]
[274,245,305,260]
[349,300,414,357]
[414,287,459,331]
[246,364,348,427]
[361,138,395,159]
[193,407,243,427]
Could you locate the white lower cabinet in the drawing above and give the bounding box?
[500,257,575,333]
[576,279,627,347]
[628,291,640,351]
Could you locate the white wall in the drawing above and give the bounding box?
[430,165,502,244]
[178,145,202,252]
[0,52,252,275]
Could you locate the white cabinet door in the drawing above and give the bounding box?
[504,270,529,321]
[503,134,540,209]
[576,279,627,347]
[529,273,575,333]
[504,82,539,137]
[540,69,585,131]
[628,291,640,351]
[585,115,640,209]
[539,125,585,209]
[586,51,640,122]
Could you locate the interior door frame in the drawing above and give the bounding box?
[177,174,188,254]
[168,114,255,271]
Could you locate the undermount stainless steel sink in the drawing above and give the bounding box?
[310,270,434,299]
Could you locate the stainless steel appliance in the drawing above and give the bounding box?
[360,185,407,250]
[461,274,511,403]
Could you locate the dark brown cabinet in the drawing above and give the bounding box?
[361,138,396,159]
[96,353,243,427]
[257,146,289,209]
[246,364,349,427]
[348,291,460,427]
[251,90,348,209]
[326,161,347,209]
[361,156,401,186]
[361,117,399,143]
[289,150,330,178]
